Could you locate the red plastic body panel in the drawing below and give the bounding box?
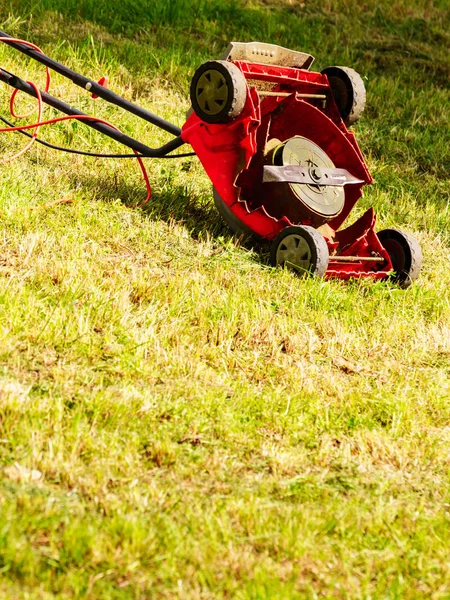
[182,60,392,279]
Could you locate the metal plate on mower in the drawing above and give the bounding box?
[221,41,314,70]
[273,136,346,218]
[263,165,364,187]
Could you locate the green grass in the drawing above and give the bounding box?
[0,0,450,598]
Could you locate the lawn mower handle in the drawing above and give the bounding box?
[0,68,185,157]
[0,29,181,137]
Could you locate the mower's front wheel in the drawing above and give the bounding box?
[270,225,329,277]
[190,60,247,124]
[378,228,423,288]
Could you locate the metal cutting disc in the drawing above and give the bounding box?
[275,136,345,218]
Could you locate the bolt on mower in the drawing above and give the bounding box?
[0,34,422,286]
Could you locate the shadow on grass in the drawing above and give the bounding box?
[67,167,263,245]
[65,165,270,268]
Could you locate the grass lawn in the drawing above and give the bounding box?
[0,0,450,598]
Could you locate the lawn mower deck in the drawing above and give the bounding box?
[0,35,422,286]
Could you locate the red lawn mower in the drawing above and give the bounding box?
[0,35,422,286]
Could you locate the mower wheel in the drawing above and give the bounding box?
[213,187,260,240]
[321,66,366,126]
[378,228,423,288]
[190,60,247,124]
[270,225,329,277]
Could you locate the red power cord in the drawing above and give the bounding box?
[0,37,152,207]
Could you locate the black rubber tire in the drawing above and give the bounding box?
[213,187,260,241]
[270,225,329,277]
[321,66,366,126]
[377,228,423,288]
[190,60,247,124]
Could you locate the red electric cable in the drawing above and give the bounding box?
[1,80,42,163]
[0,37,151,206]
[0,37,52,96]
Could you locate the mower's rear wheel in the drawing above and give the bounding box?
[270,225,329,277]
[213,187,259,240]
[321,66,366,126]
[378,228,423,288]
[190,60,247,124]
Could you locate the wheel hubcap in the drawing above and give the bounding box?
[275,136,345,218]
[276,234,312,272]
[196,70,228,115]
